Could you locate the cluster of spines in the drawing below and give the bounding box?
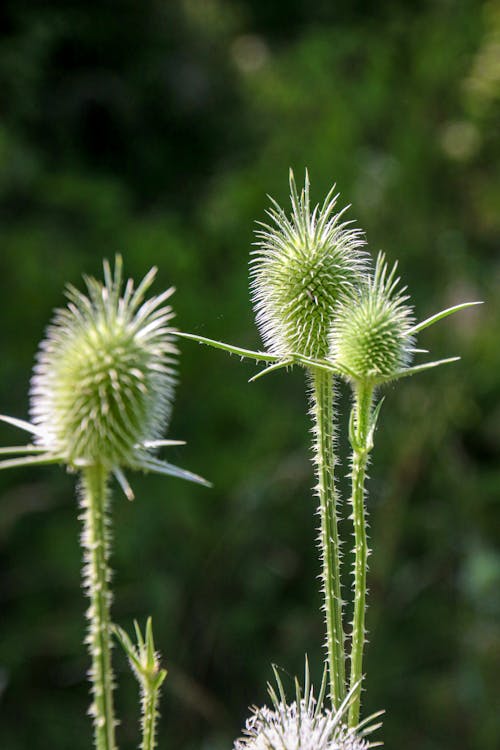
[330,252,415,383]
[251,170,368,360]
[29,256,177,469]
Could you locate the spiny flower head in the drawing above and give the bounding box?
[1,257,208,494]
[236,701,369,750]
[29,255,177,470]
[234,667,376,750]
[330,252,415,384]
[251,170,368,361]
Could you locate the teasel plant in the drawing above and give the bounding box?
[0,256,209,750]
[322,251,482,727]
[178,169,481,726]
[233,660,382,750]
[179,169,369,709]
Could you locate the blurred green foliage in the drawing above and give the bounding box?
[0,1,499,748]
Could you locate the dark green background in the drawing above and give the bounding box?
[0,1,499,748]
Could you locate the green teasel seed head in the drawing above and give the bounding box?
[330,252,415,385]
[251,170,368,360]
[29,256,177,470]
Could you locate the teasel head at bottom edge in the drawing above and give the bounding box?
[234,660,383,750]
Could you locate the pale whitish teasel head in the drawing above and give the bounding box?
[330,252,415,385]
[251,170,368,361]
[234,667,377,750]
[29,255,177,471]
[235,701,370,750]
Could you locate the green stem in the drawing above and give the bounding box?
[141,685,160,750]
[310,368,346,708]
[348,382,374,728]
[80,465,117,750]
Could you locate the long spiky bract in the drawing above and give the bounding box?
[234,662,380,750]
[0,256,209,750]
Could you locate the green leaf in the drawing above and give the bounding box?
[134,620,146,653]
[177,332,279,363]
[0,445,47,455]
[141,439,186,448]
[146,617,155,670]
[113,468,135,501]
[381,356,460,382]
[294,353,356,379]
[0,415,43,436]
[367,397,385,450]
[408,301,482,335]
[112,624,143,674]
[348,408,358,449]
[140,457,211,487]
[248,360,294,382]
[0,454,62,470]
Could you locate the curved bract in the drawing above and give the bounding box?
[251,170,368,360]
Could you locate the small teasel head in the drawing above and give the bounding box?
[330,252,415,385]
[29,255,177,471]
[251,170,368,361]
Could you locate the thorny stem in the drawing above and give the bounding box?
[348,382,375,728]
[141,683,161,750]
[80,465,117,750]
[310,368,346,709]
